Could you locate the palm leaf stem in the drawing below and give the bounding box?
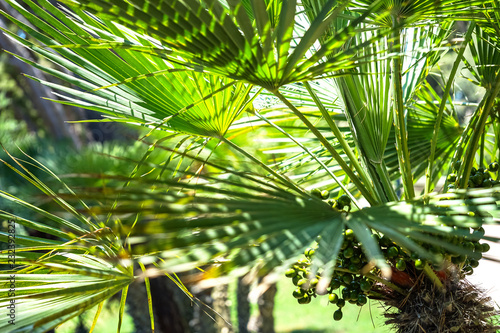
[330,267,407,296]
[425,22,476,195]
[89,302,104,333]
[302,81,374,191]
[445,97,486,189]
[391,18,415,200]
[252,109,361,209]
[459,71,500,188]
[370,160,399,202]
[138,262,155,333]
[480,129,486,168]
[423,263,445,291]
[117,285,129,333]
[271,89,379,205]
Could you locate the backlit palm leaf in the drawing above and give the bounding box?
[351,0,489,27]
[0,0,252,137]
[53,0,392,89]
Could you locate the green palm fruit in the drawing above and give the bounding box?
[337,298,346,308]
[328,293,339,304]
[338,194,351,207]
[333,309,343,321]
[414,259,425,270]
[285,268,297,278]
[360,280,372,292]
[298,294,311,304]
[293,288,306,299]
[481,243,490,252]
[396,259,406,271]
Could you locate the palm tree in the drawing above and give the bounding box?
[1,0,500,332]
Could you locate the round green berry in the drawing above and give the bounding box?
[481,243,490,252]
[343,247,354,259]
[351,256,361,264]
[349,289,360,300]
[330,278,341,290]
[348,264,360,273]
[328,293,339,304]
[357,294,368,305]
[298,294,311,304]
[342,274,353,285]
[359,280,372,292]
[452,255,467,265]
[472,173,483,186]
[414,259,425,270]
[333,309,343,321]
[311,189,322,198]
[447,173,457,182]
[297,278,308,289]
[344,229,355,241]
[321,190,330,200]
[338,194,351,207]
[386,246,399,258]
[464,242,475,252]
[469,258,479,268]
[337,298,346,308]
[396,259,406,271]
[285,268,297,278]
[293,288,306,299]
[488,162,499,172]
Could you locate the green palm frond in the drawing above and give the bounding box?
[64,173,498,278]
[449,23,500,188]
[351,0,489,27]
[462,25,500,90]
[49,0,393,89]
[384,82,463,191]
[0,255,133,333]
[476,0,500,44]
[0,0,252,137]
[0,155,134,332]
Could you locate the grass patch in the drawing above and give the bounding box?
[274,276,391,333]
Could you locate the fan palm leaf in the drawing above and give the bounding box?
[1,0,253,137]
[53,0,393,89]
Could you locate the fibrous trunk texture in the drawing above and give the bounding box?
[383,275,499,333]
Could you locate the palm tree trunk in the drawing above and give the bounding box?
[256,282,277,333]
[0,3,82,149]
[212,284,234,333]
[127,276,192,333]
[237,276,251,333]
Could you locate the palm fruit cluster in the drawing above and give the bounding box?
[310,189,352,212]
[284,237,371,322]
[447,161,499,190]
[285,189,492,322]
